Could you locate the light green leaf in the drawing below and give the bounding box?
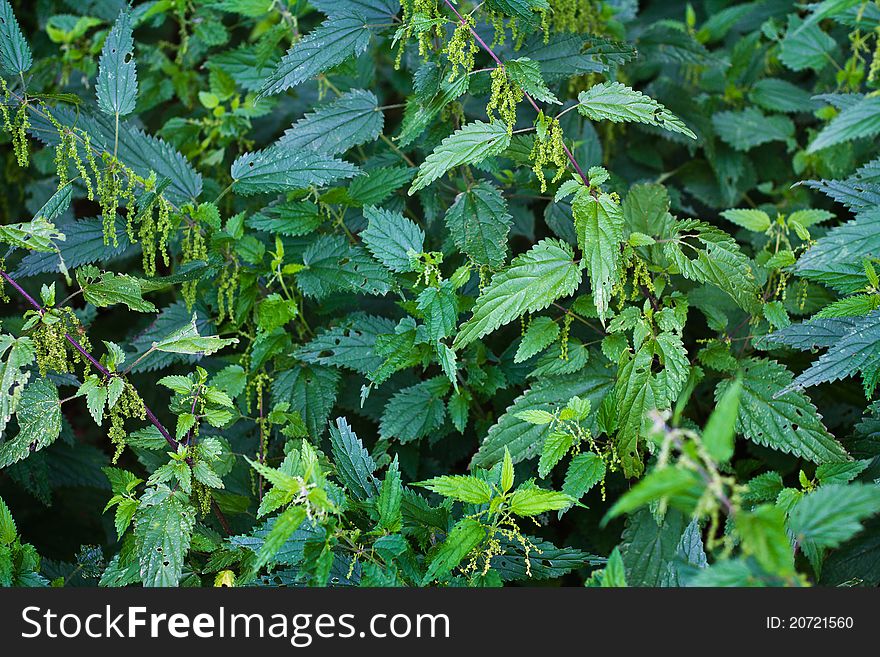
[573,192,625,323]
[563,452,606,500]
[416,475,492,504]
[134,491,196,587]
[720,209,771,232]
[577,81,696,139]
[0,335,33,437]
[789,484,880,550]
[454,239,582,349]
[409,120,511,194]
[703,376,741,462]
[96,9,138,117]
[421,518,485,584]
[151,314,238,355]
[361,206,424,273]
[0,378,62,468]
[444,182,512,268]
[509,488,574,516]
[78,266,156,312]
[515,316,560,363]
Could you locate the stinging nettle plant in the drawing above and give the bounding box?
[0,0,879,587]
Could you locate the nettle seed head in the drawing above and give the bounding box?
[530,114,567,192]
[445,15,478,81]
[486,66,523,135]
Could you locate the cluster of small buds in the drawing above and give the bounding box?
[396,0,444,69]
[445,14,478,81]
[217,252,241,323]
[32,308,91,376]
[559,312,573,360]
[181,220,207,310]
[530,115,567,192]
[629,257,655,300]
[1,83,30,168]
[486,66,523,135]
[108,381,146,464]
[549,0,601,34]
[486,9,506,47]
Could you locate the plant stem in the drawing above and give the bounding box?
[439,0,591,187]
[0,268,231,534]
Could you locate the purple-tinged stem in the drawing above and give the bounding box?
[1,268,231,534]
[440,0,591,187]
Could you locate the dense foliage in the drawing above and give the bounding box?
[1,0,880,588]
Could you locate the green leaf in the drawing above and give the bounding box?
[515,316,560,363]
[809,95,880,153]
[735,505,795,577]
[794,210,880,295]
[231,146,360,196]
[0,378,62,469]
[783,311,880,394]
[0,496,16,545]
[272,365,339,438]
[421,517,485,584]
[576,81,696,139]
[0,218,65,253]
[329,416,378,501]
[380,377,450,443]
[574,192,625,323]
[444,182,512,268]
[298,234,392,299]
[664,219,760,314]
[0,335,33,437]
[377,456,402,532]
[96,9,138,117]
[720,209,771,232]
[509,487,574,516]
[151,314,238,355]
[563,452,606,500]
[416,281,458,342]
[78,266,156,312]
[779,16,835,72]
[296,314,394,375]
[789,484,880,550]
[0,0,32,76]
[703,375,741,463]
[361,206,424,273]
[259,13,372,97]
[748,78,818,114]
[712,108,795,151]
[134,491,196,586]
[504,57,560,105]
[277,89,383,156]
[454,239,582,349]
[716,358,848,464]
[606,467,703,519]
[416,475,492,504]
[409,121,511,194]
[538,431,572,478]
[254,506,307,571]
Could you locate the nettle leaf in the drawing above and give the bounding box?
[231,146,360,196]
[808,95,880,153]
[409,121,511,194]
[360,206,424,273]
[421,517,485,584]
[259,13,372,97]
[134,491,195,587]
[509,488,573,516]
[417,281,459,342]
[794,209,880,294]
[348,166,415,206]
[151,314,237,355]
[716,358,848,464]
[0,0,32,77]
[298,234,392,299]
[577,81,696,139]
[472,362,615,468]
[0,335,33,437]
[295,314,395,375]
[277,89,383,156]
[573,192,624,323]
[504,57,560,105]
[0,218,64,253]
[789,484,880,550]
[78,266,156,312]
[380,377,450,443]
[782,311,880,394]
[749,78,819,114]
[779,16,836,72]
[664,219,760,314]
[563,452,606,500]
[444,182,512,268]
[247,201,324,237]
[712,108,795,151]
[0,378,62,469]
[96,9,138,117]
[417,475,492,504]
[272,365,339,438]
[329,417,378,501]
[454,239,582,349]
[515,316,560,363]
